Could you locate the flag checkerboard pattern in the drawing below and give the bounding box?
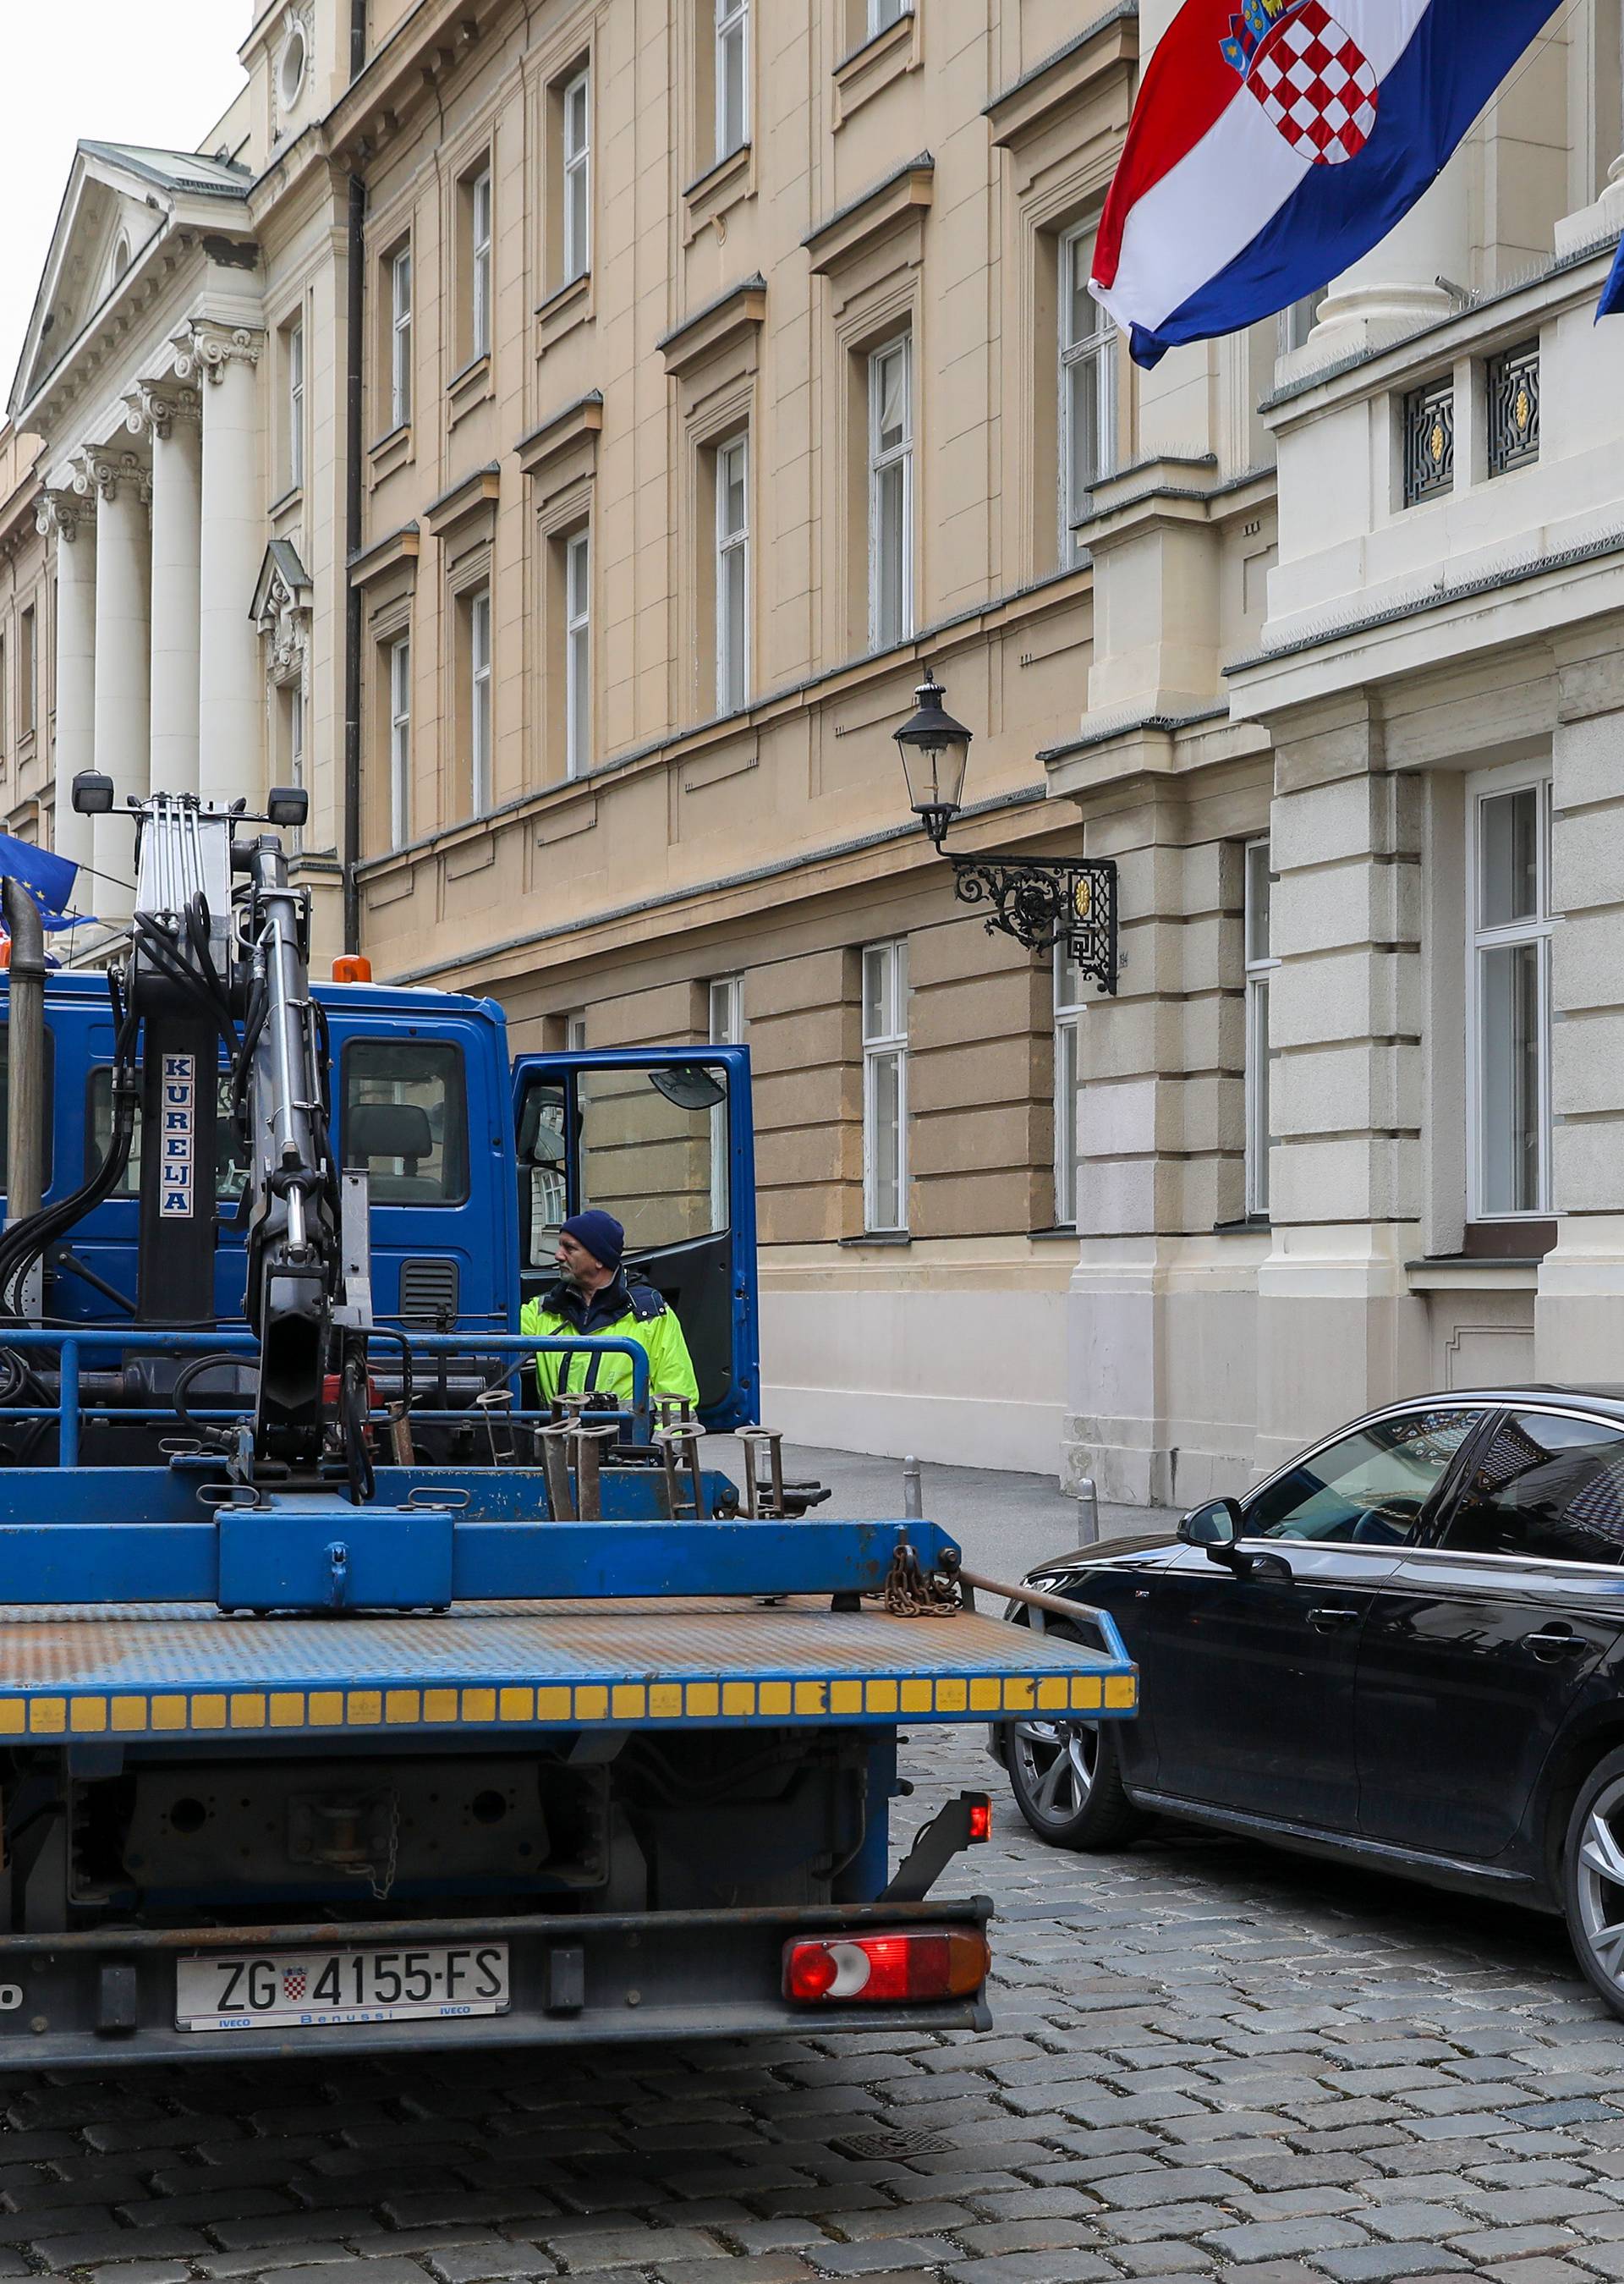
[1248,3,1379,164]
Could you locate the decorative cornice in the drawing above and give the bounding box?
[425,463,501,539]
[172,320,265,385]
[74,448,151,508]
[657,278,767,380]
[516,395,603,482]
[36,488,86,543]
[124,378,201,441]
[804,154,934,275]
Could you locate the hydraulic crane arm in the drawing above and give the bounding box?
[0,778,339,1472]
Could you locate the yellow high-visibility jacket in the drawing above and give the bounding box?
[520,1275,700,1408]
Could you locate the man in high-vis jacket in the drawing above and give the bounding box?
[520,1209,700,1410]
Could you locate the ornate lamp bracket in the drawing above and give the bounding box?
[946,851,1118,995]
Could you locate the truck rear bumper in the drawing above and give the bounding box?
[0,1896,994,2067]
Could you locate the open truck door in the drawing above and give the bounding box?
[512,1045,759,1431]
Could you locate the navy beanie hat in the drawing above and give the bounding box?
[562,1209,624,1271]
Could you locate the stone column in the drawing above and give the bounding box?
[175,322,264,811]
[1253,698,1429,1477]
[129,380,202,798]
[36,490,96,879]
[78,448,151,922]
[1303,155,1472,365]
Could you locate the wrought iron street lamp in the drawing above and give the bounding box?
[893,665,1119,996]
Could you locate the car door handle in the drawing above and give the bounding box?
[1524,1628,1588,1662]
[1307,1606,1361,1631]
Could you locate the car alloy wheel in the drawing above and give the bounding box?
[1574,1774,1624,1993]
[1010,1715,1098,1830]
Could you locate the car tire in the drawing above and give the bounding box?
[1002,1623,1143,1852]
[1561,1747,1624,2022]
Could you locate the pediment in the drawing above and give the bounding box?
[9,141,250,420]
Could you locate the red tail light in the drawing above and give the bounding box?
[783,1926,989,2004]
[968,1798,991,1843]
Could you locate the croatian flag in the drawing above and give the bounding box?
[1092,0,1565,367]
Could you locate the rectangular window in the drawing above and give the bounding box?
[18,609,34,737]
[867,335,913,652]
[343,1037,470,1206]
[469,588,492,816]
[716,433,749,715]
[1468,771,1552,1219]
[716,0,749,157]
[1243,837,1276,1219]
[287,321,305,490]
[388,635,411,848]
[562,68,591,284]
[1058,223,1116,558]
[1277,290,1325,355]
[869,0,909,30]
[469,167,492,359]
[862,940,908,1233]
[564,1011,588,1051]
[1054,943,1085,1228]
[389,244,413,428]
[565,530,590,778]
[0,633,7,759]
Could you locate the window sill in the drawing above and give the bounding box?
[268,483,304,521]
[1029,1226,1082,1242]
[1211,1216,1271,1236]
[839,1230,912,1247]
[683,142,754,244]
[447,353,492,426]
[833,9,919,128]
[536,272,592,351]
[1405,1256,1541,1293]
[368,421,414,483]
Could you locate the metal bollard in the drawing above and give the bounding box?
[1075,1474,1100,1547]
[902,1455,923,1521]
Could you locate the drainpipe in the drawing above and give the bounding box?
[343,163,365,957]
[341,0,368,955]
[3,879,47,1319]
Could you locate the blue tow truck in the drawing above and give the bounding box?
[0,780,1135,2065]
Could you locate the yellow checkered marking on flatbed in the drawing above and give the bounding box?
[0,1668,1135,1738]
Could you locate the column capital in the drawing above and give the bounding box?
[124,377,201,442]
[173,319,266,386]
[73,447,152,508]
[36,486,89,543]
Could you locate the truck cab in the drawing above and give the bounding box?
[0,974,758,1447]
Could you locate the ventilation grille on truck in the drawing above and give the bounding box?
[398,1257,459,1325]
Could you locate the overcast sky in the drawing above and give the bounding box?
[1,1,250,412]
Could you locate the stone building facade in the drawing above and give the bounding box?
[6,0,1624,1497]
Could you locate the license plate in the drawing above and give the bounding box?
[176,1942,509,2032]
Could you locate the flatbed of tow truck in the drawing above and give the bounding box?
[0,1593,1134,1743]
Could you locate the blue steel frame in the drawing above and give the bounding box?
[0,1329,1081,1630]
[0,1328,650,1467]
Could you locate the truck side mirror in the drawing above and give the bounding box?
[1177,1496,1248,1567]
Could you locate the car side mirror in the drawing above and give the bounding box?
[1178,1496,1247,1566]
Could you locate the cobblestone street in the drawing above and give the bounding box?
[9,1723,1624,2284]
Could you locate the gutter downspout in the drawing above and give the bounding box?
[343,0,368,955]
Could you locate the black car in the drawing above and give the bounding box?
[997,1388,1624,2016]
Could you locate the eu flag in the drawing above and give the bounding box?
[1599,232,1624,321]
[0,832,77,914]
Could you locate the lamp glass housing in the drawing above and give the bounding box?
[894,669,973,848]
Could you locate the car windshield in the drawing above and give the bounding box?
[1243,1408,1484,1545]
